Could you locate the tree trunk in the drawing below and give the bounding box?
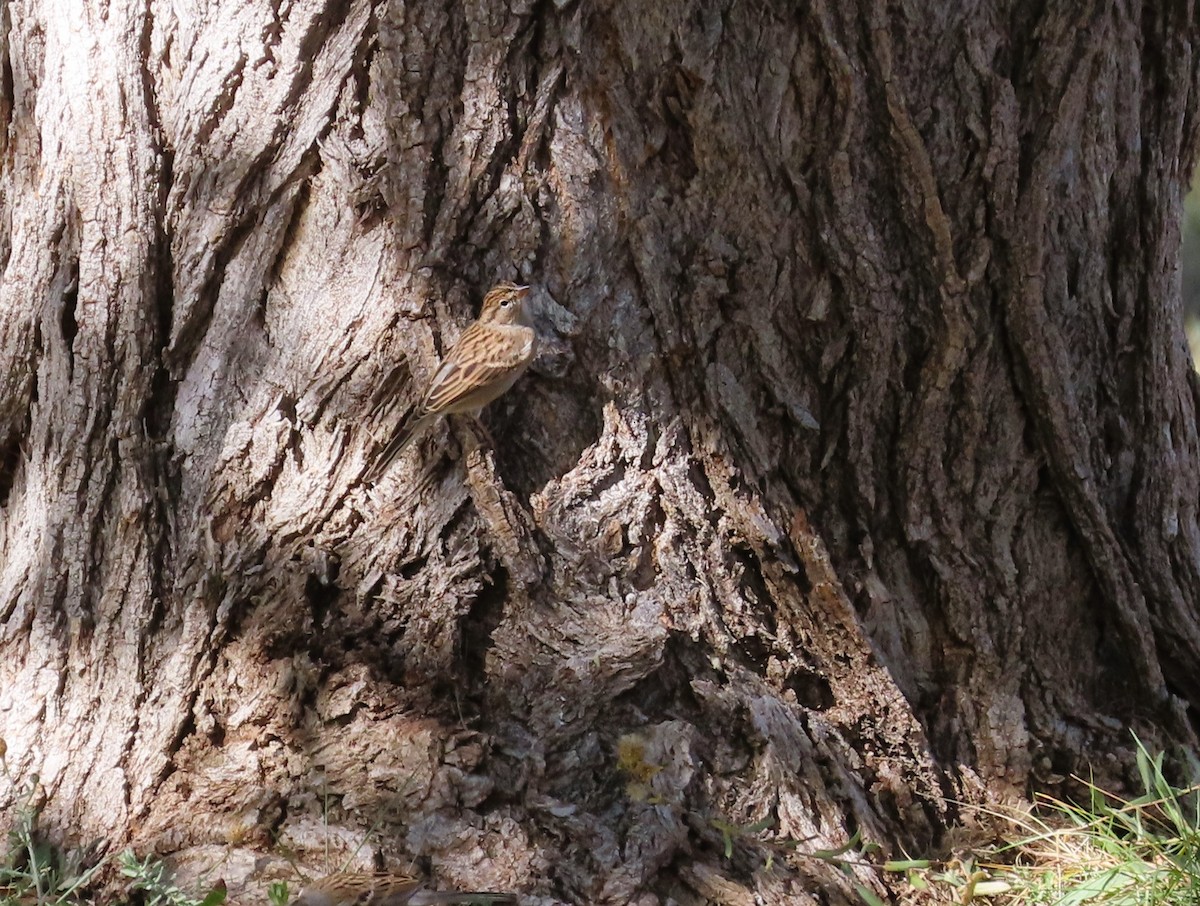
[2,0,1199,903]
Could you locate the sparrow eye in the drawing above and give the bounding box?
[500,296,513,306]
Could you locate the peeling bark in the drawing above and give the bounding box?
[2,1,1199,904]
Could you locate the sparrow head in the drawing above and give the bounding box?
[478,282,533,326]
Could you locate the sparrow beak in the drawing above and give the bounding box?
[513,285,531,298]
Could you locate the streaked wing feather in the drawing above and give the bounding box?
[304,873,421,905]
[299,871,514,906]
[423,326,535,415]
[372,876,422,904]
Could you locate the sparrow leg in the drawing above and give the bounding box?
[443,414,494,461]
[466,414,497,451]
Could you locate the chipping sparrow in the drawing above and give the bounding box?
[367,282,537,479]
[290,871,517,905]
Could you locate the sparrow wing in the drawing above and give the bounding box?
[370,875,423,904]
[370,875,517,905]
[296,872,514,906]
[297,873,422,906]
[422,324,536,416]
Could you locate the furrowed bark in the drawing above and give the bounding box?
[1,1,1198,903]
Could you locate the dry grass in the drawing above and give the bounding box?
[889,739,1200,905]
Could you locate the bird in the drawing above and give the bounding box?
[366,282,538,481]
[290,871,517,905]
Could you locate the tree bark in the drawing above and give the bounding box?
[2,0,1199,903]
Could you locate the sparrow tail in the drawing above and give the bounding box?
[410,894,516,905]
[366,412,433,482]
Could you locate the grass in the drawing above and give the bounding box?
[117,852,226,906]
[872,735,1200,905]
[977,738,1200,905]
[266,880,290,906]
[1186,317,1200,372]
[6,729,1200,904]
[0,738,226,906]
[0,743,107,906]
[636,729,1200,906]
